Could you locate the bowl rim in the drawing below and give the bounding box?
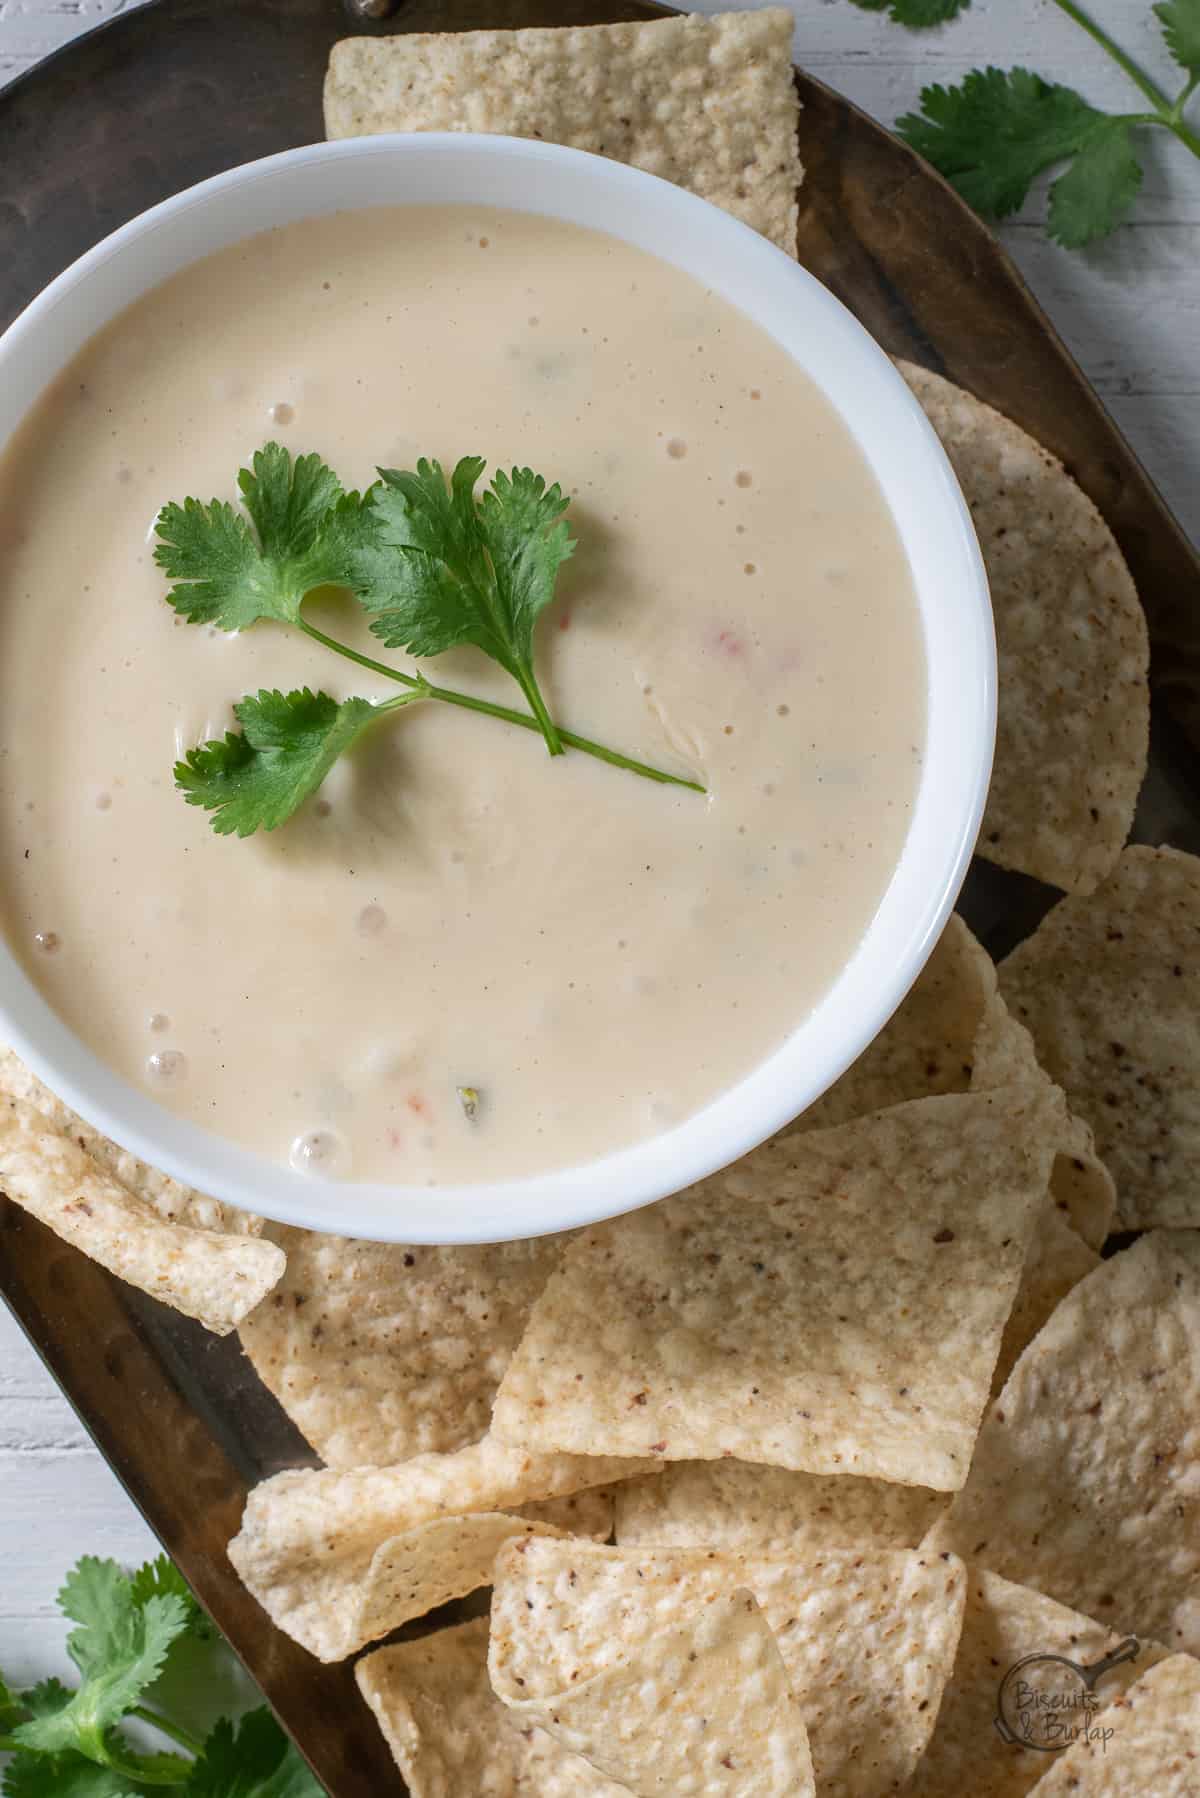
[0,131,994,1243]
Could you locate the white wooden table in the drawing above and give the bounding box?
[2,0,1197,1675]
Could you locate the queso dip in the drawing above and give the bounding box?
[0,207,925,1186]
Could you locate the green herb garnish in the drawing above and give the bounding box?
[155,446,702,838]
[368,458,573,756]
[849,0,1200,245]
[0,1554,322,1795]
[848,0,969,22]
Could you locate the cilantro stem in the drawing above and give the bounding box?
[95,1736,190,1785]
[513,664,564,757]
[1167,115,1200,158]
[297,621,705,793]
[1048,0,1200,157]
[427,680,705,787]
[1176,72,1200,119]
[1049,0,1173,111]
[298,622,424,688]
[128,1703,204,1757]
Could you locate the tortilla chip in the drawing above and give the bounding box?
[324,11,803,257]
[992,1202,1099,1397]
[970,1000,1106,1393]
[489,1536,966,1796]
[780,910,1114,1246]
[227,1436,659,1661]
[782,913,995,1134]
[238,1225,563,1467]
[999,844,1200,1230]
[525,1485,618,1541]
[1024,1654,1200,1796]
[613,1461,947,1555]
[0,1092,282,1334]
[356,1616,626,1796]
[912,1569,1168,1798]
[925,1232,1200,1653]
[491,1087,1057,1490]
[969,1004,1114,1248]
[898,363,1148,896]
[0,1044,257,1235]
[495,1586,814,1797]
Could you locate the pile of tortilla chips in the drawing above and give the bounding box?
[4,8,1199,1793]
[218,889,1200,1795]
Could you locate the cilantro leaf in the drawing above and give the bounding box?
[898,67,1107,216]
[368,459,572,755]
[1156,0,1200,73]
[20,1678,73,1720]
[236,445,342,562]
[480,466,576,664]
[1048,117,1143,244]
[12,1558,189,1767]
[1,1673,27,1734]
[365,456,488,656]
[153,497,285,631]
[2,1749,150,1797]
[848,0,970,23]
[154,448,390,632]
[174,688,396,837]
[183,1711,324,1798]
[127,1559,209,1640]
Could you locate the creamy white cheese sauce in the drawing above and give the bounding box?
[0,206,925,1185]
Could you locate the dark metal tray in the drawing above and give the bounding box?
[2,2,1198,1791]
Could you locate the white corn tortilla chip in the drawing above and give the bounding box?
[925,1232,1200,1653]
[497,1587,815,1798]
[228,1436,659,1661]
[525,1484,618,1541]
[1025,1654,1200,1796]
[0,1093,282,1335]
[491,1088,1057,1490]
[913,1569,1168,1798]
[783,913,995,1133]
[969,1003,1114,1248]
[238,1225,563,1467]
[324,11,802,256]
[613,1461,947,1555]
[489,1535,966,1796]
[356,1616,627,1796]
[992,1201,1099,1397]
[999,844,1200,1230]
[780,914,1113,1247]
[899,363,1148,895]
[0,1044,257,1234]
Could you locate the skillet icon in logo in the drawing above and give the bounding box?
[995,1637,1141,1753]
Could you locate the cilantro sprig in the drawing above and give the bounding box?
[0,1555,323,1798]
[156,445,702,838]
[850,0,968,21]
[850,0,1200,245]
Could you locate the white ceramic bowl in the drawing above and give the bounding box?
[0,134,993,1243]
